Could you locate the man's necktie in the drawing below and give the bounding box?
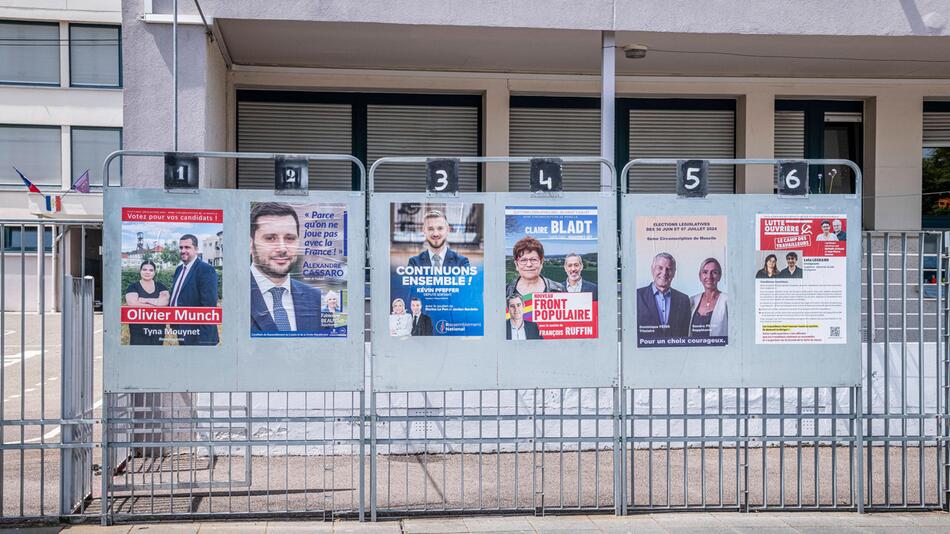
[432,253,442,269]
[169,266,187,306]
[269,287,292,330]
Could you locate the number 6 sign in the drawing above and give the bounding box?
[676,160,709,198]
[426,158,460,195]
[778,161,808,197]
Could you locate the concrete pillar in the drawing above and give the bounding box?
[864,94,924,230]
[736,92,775,193]
[600,31,615,191]
[123,1,226,187]
[483,80,509,192]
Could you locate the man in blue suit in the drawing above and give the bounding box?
[407,209,470,268]
[636,252,690,346]
[249,202,325,335]
[168,234,219,345]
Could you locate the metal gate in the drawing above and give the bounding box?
[0,205,948,524]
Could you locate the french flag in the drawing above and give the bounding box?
[14,167,43,194]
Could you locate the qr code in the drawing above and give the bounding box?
[830,326,841,338]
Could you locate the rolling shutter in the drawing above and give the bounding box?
[509,107,601,192]
[237,101,353,190]
[774,111,805,159]
[924,112,950,145]
[627,109,735,193]
[368,105,479,192]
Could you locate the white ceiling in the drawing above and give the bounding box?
[217,20,950,79]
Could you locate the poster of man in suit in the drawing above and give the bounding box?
[119,207,224,346]
[390,202,484,336]
[635,216,728,348]
[249,201,348,338]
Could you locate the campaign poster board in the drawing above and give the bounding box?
[370,192,618,391]
[633,216,728,348]
[388,201,485,337]
[120,207,223,346]
[755,214,847,344]
[622,193,861,388]
[504,206,599,340]
[249,201,348,338]
[104,188,365,392]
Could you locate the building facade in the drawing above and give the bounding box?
[0,0,121,310]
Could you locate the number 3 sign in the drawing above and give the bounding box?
[426,158,460,194]
[677,160,709,198]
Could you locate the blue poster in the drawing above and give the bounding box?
[389,202,484,337]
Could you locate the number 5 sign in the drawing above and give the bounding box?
[676,160,709,198]
[426,158,460,195]
[778,161,808,197]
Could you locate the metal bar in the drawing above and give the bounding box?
[620,158,863,198]
[368,156,617,194]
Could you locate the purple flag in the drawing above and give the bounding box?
[73,170,90,193]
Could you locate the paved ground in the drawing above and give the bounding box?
[3,512,950,533]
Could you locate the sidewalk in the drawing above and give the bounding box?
[3,512,950,533]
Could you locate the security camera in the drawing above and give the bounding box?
[623,44,648,59]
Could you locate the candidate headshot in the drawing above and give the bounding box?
[407,209,470,269]
[833,219,846,241]
[816,219,838,242]
[409,297,434,336]
[169,233,219,345]
[249,202,324,334]
[779,251,803,279]
[505,293,542,340]
[636,252,691,341]
[506,236,565,299]
[563,253,598,301]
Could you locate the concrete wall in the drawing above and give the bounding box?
[147,0,950,36]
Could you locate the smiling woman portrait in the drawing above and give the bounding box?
[505,236,565,299]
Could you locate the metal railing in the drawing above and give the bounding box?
[0,220,947,523]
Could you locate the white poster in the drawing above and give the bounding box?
[755,214,848,344]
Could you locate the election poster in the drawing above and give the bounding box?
[249,201,348,338]
[634,216,728,348]
[120,207,223,346]
[504,206,598,340]
[755,215,847,344]
[389,202,484,337]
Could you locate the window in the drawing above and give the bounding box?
[922,103,950,228]
[0,21,60,85]
[618,99,737,194]
[0,125,62,186]
[71,127,121,187]
[236,91,483,191]
[3,227,53,252]
[774,100,863,194]
[69,24,120,87]
[509,97,602,192]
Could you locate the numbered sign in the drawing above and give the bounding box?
[164,152,199,190]
[529,158,563,193]
[426,158,460,194]
[275,156,309,192]
[778,161,808,197]
[676,160,708,198]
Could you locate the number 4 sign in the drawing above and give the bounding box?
[778,161,808,197]
[676,160,709,198]
[529,158,563,193]
[426,158,460,195]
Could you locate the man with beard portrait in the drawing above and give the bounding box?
[249,202,325,334]
[407,209,470,269]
